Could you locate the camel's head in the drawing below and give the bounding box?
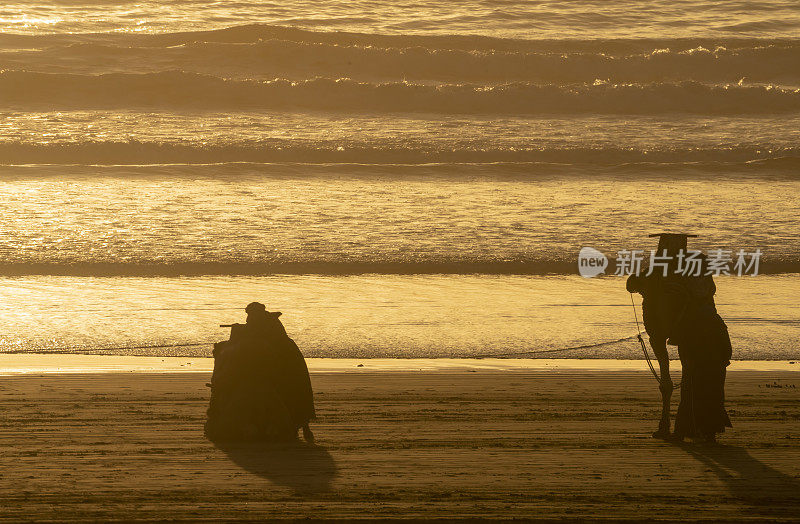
[626,274,648,295]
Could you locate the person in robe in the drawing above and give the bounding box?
[665,265,733,443]
[205,302,316,442]
[244,302,316,442]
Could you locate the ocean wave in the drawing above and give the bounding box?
[1,71,799,114]
[2,24,797,54]
[3,38,799,84]
[2,141,800,167]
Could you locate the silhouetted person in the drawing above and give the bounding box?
[666,267,732,442]
[244,302,316,442]
[205,303,316,442]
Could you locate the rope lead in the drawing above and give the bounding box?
[630,293,681,388]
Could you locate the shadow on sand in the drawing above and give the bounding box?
[676,441,800,517]
[215,440,338,494]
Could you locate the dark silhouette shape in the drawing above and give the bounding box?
[627,270,676,437]
[627,233,732,441]
[245,302,316,441]
[205,302,316,443]
[675,442,800,518]
[215,440,337,494]
[665,260,732,442]
[627,233,694,437]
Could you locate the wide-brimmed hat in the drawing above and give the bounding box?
[245,302,281,317]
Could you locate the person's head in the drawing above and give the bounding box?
[245,301,286,336]
[245,301,268,324]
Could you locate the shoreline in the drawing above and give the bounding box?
[0,352,797,375]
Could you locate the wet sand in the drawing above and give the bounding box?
[0,370,798,521]
[2,353,797,374]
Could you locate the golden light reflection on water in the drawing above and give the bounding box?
[1,1,798,38]
[0,274,797,359]
[0,0,797,362]
[0,13,63,29]
[0,167,797,269]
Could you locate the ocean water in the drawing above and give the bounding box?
[0,1,798,359]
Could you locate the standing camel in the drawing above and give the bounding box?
[627,272,677,438]
[626,233,695,438]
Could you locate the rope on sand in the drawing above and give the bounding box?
[0,341,215,355]
[2,335,643,359]
[473,334,639,358]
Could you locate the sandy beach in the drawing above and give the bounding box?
[1,367,798,521]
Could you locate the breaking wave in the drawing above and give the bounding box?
[1,71,799,114]
[1,24,797,53]
[3,35,800,84]
[2,142,800,167]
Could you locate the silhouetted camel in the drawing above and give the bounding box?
[627,270,677,438]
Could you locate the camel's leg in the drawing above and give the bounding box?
[302,423,315,443]
[650,337,673,439]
